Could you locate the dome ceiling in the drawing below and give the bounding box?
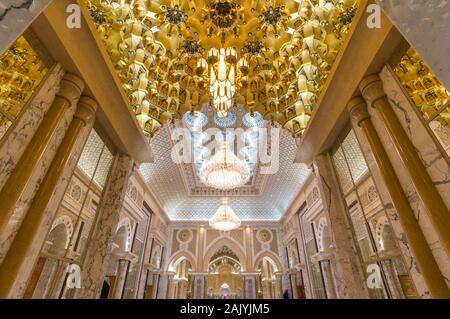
[87,0,359,139]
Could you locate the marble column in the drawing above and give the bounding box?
[347,97,450,298]
[0,64,65,188]
[288,271,298,299]
[74,154,134,298]
[274,272,283,299]
[0,65,67,260]
[156,272,169,299]
[349,104,429,298]
[112,259,129,299]
[166,271,176,299]
[313,156,369,298]
[31,258,58,298]
[317,256,337,299]
[47,261,69,299]
[380,259,403,299]
[376,0,450,90]
[191,272,208,299]
[376,66,450,294]
[360,75,450,259]
[0,0,53,55]
[178,279,188,299]
[0,73,84,236]
[0,96,97,298]
[261,280,269,299]
[242,272,259,299]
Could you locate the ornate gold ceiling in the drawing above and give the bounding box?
[86,0,359,139]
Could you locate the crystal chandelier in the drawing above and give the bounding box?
[200,142,250,190]
[209,198,241,231]
[208,47,236,118]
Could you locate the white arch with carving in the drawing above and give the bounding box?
[115,217,133,252]
[50,215,74,250]
[167,250,197,273]
[253,250,283,274]
[203,237,246,272]
[375,215,390,251]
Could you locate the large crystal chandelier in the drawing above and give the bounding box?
[208,47,236,118]
[209,198,241,231]
[200,142,250,190]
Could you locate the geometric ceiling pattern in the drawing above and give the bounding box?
[140,125,310,221]
[77,129,114,190]
[177,106,267,198]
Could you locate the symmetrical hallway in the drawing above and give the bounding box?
[0,0,449,300]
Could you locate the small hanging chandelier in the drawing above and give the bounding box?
[208,47,236,118]
[209,198,241,231]
[199,141,250,190]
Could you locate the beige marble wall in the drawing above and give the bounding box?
[376,0,450,91]
[350,103,430,297]
[0,65,87,266]
[6,109,94,298]
[356,66,450,294]
[0,64,64,189]
[280,182,313,299]
[313,155,369,299]
[0,0,53,55]
[75,154,134,299]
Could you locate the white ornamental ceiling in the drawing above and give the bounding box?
[140,125,310,221]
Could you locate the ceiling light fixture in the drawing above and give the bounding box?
[200,141,250,190]
[208,47,236,118]
[209,198,241,231]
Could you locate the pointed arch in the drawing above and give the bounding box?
[115,218,132,252]
[203,237,246,272]
[167,250,197,272]
[253,250,284,274]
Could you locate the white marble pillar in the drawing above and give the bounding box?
[287,270,298,299]
[112,259,129,299]
[178,279,188,299]
[49,261,69,299]
[261,280,270,299]
[380,259,403,299]
[313,155,369,298]
[0,0,53,55]
[275,272,283,299]
[31,258,58,298]
[1,96,96,299]
[0,65,66,257]
[75,154,134,298]
[376,0,450,90]
[318,257,337,299]
[242,273,259,299]
[166,272,175,299]
[348,66,450,297]
[191,273,208,299]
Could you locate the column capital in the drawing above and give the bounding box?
[347,97,370,126]
[56,73,85,102]
[359,74,386,108]
[241,272,260,277]
[74,96,98,125]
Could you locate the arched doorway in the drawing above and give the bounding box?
[255,255,282,299]
[206,246,243,299]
